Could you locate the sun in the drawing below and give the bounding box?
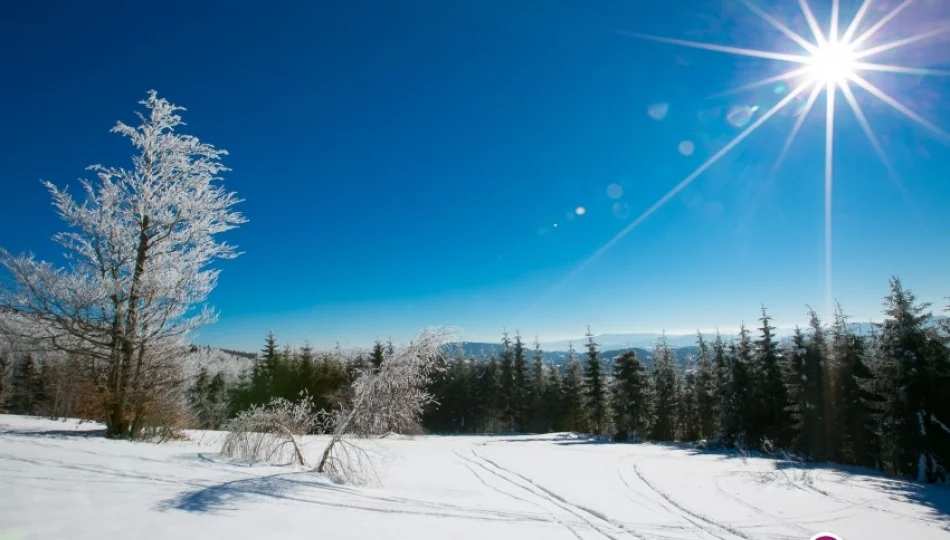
[540,0,950,322]
[807,40,857,85]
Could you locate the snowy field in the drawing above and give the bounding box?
[1,415,948,540]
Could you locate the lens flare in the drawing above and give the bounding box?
[536,0,950,320]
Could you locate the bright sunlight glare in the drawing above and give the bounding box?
[807,40,857,84]
[530,0,950,323]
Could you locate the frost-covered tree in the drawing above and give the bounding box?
[869,278,950,481]
[1,91,245,438]
[583,328,608,435]
[610,350,652,442]
[315,328,451,481]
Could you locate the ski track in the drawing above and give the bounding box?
[464,447,640,540]
[629,457,751,540]
[4,416,950,540]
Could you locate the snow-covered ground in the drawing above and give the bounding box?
[1,415,947,540]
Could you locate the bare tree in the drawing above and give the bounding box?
[0,91,245,438]
[315,327,452,480]
[221,393,318,466]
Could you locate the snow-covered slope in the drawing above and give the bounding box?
[1,415,948,539]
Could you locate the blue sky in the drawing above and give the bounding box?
[2,0,949,351]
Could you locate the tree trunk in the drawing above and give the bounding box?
[107,215,150,439]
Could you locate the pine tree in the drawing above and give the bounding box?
[755,308,790,450]
[678,365,700,441]
[870,278,950,480]
[562,343,587,432]
[711,333,729,439]
[806,311,831,461]
[512,332,529,431]
[610,350,652,441]
[831,305,875,466]
[7,355,44,415]
[721,330,752,448]
[370,339,386,372]
[784,327,824,459]
[499,329,515,431]
[0,353,9,413]
[452,344,472,432]
[530,338,547,432]
[583,328,608,435]
[256,331,280,396]
[542,363,563,432]
[651,337,678,441]
[476,352,504,432]
[693,333,717,439]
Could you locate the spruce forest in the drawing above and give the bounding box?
[6,277,949,483]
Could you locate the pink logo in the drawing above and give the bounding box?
[810,534,842,540]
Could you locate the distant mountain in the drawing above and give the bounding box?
[443,342,698,370]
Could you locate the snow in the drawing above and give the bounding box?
[2,415,949,540]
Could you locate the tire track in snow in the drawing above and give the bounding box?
[629,458,750,540]
[456,451,586,540]
[469,447,644,540]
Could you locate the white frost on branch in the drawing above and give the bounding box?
[221,393,318,466]
[315,327,453,482]
[1,91,245,438]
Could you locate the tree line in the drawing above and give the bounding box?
[187,277,950,483]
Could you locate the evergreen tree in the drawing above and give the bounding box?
[721,330,752,448]
[262,331,279,375]
[512,332,529,431]
[711,333,729,439]
[370,339,386,372]
[7,354,44,415]
[678,365,699,441]
[693,333,718,439]
[530,338,547,432]
[831,306,876,466]
[784,327,824,459]
[651,337,678,441]
[189,367,229,429]
[562,343,587,432]
[583,328,608,435]
[610,350,652,441]
[476,352,504,432]
[755,308,790,450]
[0,353,9,413]
[499,329,515,431]
[542,363,563,432]
[806,311,831,461]
[870,278,950,480]
[452,344,472,432]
